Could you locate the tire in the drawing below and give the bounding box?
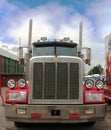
[80,122,95,127]
[86,122,95,127]
[108,99,111,105]
[15,122,32,128]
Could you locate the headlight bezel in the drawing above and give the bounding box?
[18,79,26,88]
[8,92,26,100]
[85,92,103,102]
[85,79,94,89]
[95,80,104,90]
[7,79,16,89]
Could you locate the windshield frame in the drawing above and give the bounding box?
[32,41,77,57]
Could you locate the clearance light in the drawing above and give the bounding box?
[60,39,63,42]
[18,61,22,65]
[85,79,94,89]
[37,39,40,42]
[7,79,15,89]
[54,39,57,42]
[96,80,104,90]
[70,40,73,43]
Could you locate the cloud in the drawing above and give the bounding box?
[2,3,81,43]
[85,0,111,69]
[87,0,111,39]
[5,3,93,44]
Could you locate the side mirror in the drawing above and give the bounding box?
[17,46,32,61]
[82,47,91,65]
[25,52,32,61]
[18,47,23,60]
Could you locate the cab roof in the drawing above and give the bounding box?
[33,41,77,48]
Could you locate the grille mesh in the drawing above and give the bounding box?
[57,63,68,99]
[33,63,43,99]
[44,63,55,99]
[70,63,79,99]
[33,62,79,99]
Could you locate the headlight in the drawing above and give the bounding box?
[7,79,15,89]
[85,92,103,102]
[18,79,26,88]
[85,79,94,89]
[96,80,104,90]
[8,92,26,100]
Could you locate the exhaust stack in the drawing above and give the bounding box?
[79,21,83,52]
[28,19,33,51]
[26,19,33,81]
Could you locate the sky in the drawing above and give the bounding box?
[0,0,111,72]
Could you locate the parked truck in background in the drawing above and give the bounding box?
[3,20,106,127]
[104,34,111,104]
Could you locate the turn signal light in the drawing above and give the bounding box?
[5,91,9,100]
[70,113,80,118]
[31,113,41,118]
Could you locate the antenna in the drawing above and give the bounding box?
[19,37,21,47]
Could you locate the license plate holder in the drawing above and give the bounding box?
[51,110,60,116]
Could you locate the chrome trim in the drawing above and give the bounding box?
[29,56,84,104]
[42,63,45,99]
[55,63,57,99]
[68,63,70,99]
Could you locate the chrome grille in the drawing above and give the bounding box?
[70,63,79,99]
[33,63,43,99]
[33,62,79,99]
[57,63,68,99]
[44,63,55,99]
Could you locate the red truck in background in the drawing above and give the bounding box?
[2,20,106,127]
[104,34,111,104]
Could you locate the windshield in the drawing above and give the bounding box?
[33,46,77,56]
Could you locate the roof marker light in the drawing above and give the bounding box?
[70,40,73,43]
[37,39,40,42]
[60,39,63,42]
[54,39,57,42]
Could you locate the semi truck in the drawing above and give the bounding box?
[3,20,106,127]
[104,34,111,103]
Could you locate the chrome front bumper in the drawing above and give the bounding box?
[5,104,106,123]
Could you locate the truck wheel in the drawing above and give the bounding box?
[15,122,32,128]
[86,121,95,127]
[81,122,95,127]
[86,122,95,127]
[108,99,111,105]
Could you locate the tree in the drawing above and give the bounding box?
[87,64,103,75]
